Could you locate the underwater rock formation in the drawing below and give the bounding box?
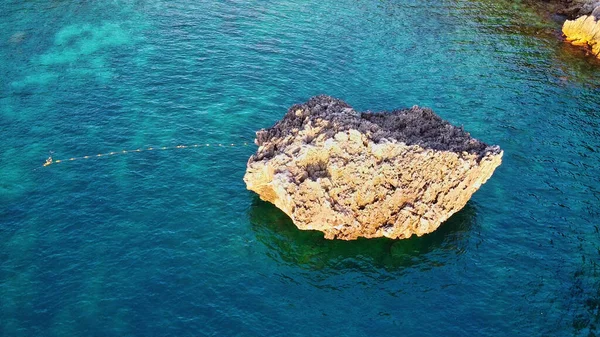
[563,14,600,58]
[244,96,503,240]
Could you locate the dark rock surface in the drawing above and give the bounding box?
[556,0,600,18]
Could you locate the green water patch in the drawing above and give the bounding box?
[249,197,477,272]
[456,0,560,34]
[454,0,600,83]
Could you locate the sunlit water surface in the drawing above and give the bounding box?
[1,0,600,336]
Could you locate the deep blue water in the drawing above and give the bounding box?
[1,0,600,336]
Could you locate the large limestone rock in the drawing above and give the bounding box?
[563,14,600,58]
[244,96,502,240]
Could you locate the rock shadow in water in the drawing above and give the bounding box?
[248,196,478,272]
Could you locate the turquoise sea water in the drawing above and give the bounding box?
[1,0,600,335]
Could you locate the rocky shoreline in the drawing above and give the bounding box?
[554,0,600,19]
[554,0,600,57]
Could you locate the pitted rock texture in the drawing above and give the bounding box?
[563,14,600,58]
[558,0,600,19]
[244,96,503,240]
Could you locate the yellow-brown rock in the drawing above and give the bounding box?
[244,96,503,240]
[563,14,600,57]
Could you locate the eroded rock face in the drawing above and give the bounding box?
[559,0,600,19]
[563,14,600,58]
[244,96,502,240]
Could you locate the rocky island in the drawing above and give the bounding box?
[244,96,503,240]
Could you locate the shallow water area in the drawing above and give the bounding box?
[1,0,600,336]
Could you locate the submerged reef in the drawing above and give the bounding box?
[244,96,502,240]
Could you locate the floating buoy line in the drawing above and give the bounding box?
[42,142,252,167]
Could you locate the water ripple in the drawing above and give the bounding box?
[1,0,600,336]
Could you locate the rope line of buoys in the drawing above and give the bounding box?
[42,142,252,167]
